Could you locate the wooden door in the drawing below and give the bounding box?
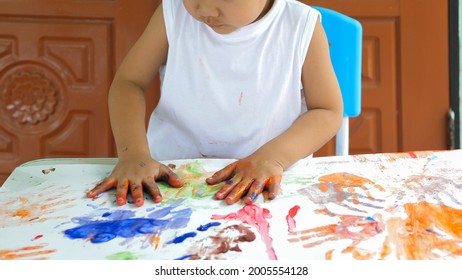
[0,0,161,184]
[309,0,450,156]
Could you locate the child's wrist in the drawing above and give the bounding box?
[116,146,151,160]
[250,148,287,170]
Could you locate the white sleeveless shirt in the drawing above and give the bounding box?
[147,0,320,160]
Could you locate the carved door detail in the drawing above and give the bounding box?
[0,17,112,182]
[0,0,160,184]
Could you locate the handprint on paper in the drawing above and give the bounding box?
[159,162,220,202]
[298,173,387,213]
[403,175,462,206]
[288,208,385,260]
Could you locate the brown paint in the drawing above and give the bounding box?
[188,224,256,259]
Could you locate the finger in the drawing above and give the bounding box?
[115,180,129,206]
[143,178,163,203]
[87,178,116,198]
[206,163,237,185]
[160,165,184,188]
[130,181,144,207]
[225,179,253,205]
[244,180,265,204]
[267,176,282,200]
[215,176,241,200]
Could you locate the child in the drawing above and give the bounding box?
[87,0,343,207]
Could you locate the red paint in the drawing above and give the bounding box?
[32,235,44,241]
[409,152,418,158]
[238,92,244,105]
[286,205,301,232]
[211,204,277,260]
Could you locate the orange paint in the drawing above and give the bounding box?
[152,230,161,250]
[288,210,385,259]
[384,202,462,259]
[350,248,374,260]
[0,244,56,260]
[12,209,31,218]
[325,249,334,260]
[0,185,77,227]
[316,173,385,205]
[319,173,384,191]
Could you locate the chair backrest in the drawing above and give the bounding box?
[312,6,362,156]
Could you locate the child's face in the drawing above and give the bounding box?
[183,0,273,34]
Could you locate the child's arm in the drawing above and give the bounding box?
[87,4,183,207]
[207,19,343,204]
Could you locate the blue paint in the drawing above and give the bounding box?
[147,205,180,219]
[425,228,441,235]
[175,255,194,260]
[112,199,135,205]
[86,204,101,210]
[101,210,136,220]
[93,233,117,243]
[64,218,169,243]
[162,208,193,229]
[249,192,258,202]
[197,222,221,231]
[167,232,197,244]
[63,204,193,244]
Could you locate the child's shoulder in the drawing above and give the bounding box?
[281,0,320,17]
[278,0,320,24]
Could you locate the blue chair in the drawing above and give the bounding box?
[313,6,363,156]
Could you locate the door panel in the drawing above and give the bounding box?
[352,18,399,154]
[309,0,449,156]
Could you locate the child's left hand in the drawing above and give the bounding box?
[205,157,283,205]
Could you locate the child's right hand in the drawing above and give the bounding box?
[86,156,184,207]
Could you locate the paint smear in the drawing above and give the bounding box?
[211,204,277,260]
[167,232,198,244]
[152,230,161,250]
[197,222,221,231]
[182,224,256,260]
[286,205,301,232]
[0,184,77,227]
[63,204,192,245]
[32,235,44,241]
[106,251,139,260]
[176,254,195,260]
[64,218,170,243]
[384,202,462,260]
[0,244,56,260]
